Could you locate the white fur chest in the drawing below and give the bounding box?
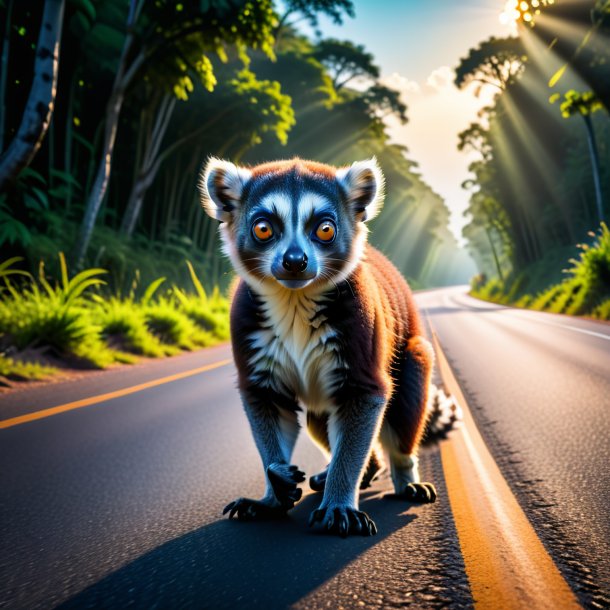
[246,287,344,411]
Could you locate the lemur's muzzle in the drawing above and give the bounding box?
[273,246,316,286]
[282,247,308,273]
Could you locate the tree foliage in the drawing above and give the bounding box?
[455,36,527,94]
[0,0,466,291]
[458,1,610,294]
[313,38,379,90]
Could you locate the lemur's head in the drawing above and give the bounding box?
[199,158,384,291]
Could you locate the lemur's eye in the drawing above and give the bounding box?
[315,220,336,243]
[252,219,274,242]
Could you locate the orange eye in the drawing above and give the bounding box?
[253,219,273,242]
[315,220,336,242]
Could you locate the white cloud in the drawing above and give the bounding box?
[379,72,421,102]
[425,66,455,93]
[383,70,492,244]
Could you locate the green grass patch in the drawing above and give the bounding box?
[591,299,610,320]
[0,255,231,380]
[0,355,57,381]
[470,223,610,321]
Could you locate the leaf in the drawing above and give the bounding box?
[141,277,166,306]
[29,186,50,209]
[19,167,46,185]
[548,63,568,88]
[38,262,56,299]
[59,252,69,293]
[23,191,47,211]
[69,11,92,38]
[73,131,94,153]
[0,218,32,247]
[50,169,82,189]
[49,185,71,200]
[68,0,96,23]
[186,260,207,303]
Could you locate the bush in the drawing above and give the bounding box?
[0,355,56,381]
[96,298,171,358]
[0,254,115,367]
[471,223,610,319]
[471,277,505,303]
[562,223,610,314]
[145,298,214,350]
[591,299,610,320]
[0,256,231,380]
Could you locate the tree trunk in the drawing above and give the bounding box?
[582,113,605,224]
[72,0,145,266]
[0,0,64,191]
[484,225,504,282]
[72,88,126,265]
[120,94,176,236]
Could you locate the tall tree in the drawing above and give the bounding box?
[119,68,295,236]
[313,39,379,90]
[455,36,527,94]
[276,0,354,35]
[0,0,65,191]
[554,89,606,223]
[72,0,278,266]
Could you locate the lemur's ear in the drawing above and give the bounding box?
[336,157,385,222]
[199,157,252,222]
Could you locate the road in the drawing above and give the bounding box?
[418,287,610,606]
[0,287,608,608]
[0,346,471,609]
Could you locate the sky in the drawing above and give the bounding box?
[299,0,515,243]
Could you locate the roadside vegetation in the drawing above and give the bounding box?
[456,1,609,314]
[0,255,229,384]
[470,223,610,320]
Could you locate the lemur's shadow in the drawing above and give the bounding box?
[58,489,418,609]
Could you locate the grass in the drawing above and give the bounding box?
[0,254,231,383]
[471,223,610,320]
[0,355,57,382]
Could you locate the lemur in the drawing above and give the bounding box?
[200,156,437,537]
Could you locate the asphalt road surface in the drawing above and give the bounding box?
[0,346,470,609]
[1,287,609,608]
[418,287,610,606]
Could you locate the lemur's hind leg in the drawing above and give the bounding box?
[223,392,305,521]
[307,411,384,492]
[380,336,437,504]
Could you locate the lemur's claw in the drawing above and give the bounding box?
[222,497,288,521]
[403,482,437,503]
[266,462,305,510]
[308,506,377,537]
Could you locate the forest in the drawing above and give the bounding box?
[0,0,608,382]
[457,0,610,317]
[0,0,468,380]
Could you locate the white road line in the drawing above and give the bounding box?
[448,290,610,343]
[508,313,610,342]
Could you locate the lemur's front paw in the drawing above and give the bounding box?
[402,482,437,503]
[308,505,377,538]
[223,498,288,521]
[267,462,305,509]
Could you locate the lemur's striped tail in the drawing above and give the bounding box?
[421,384,462,445]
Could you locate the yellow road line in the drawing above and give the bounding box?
[432,331,581,609]
[0,358,232,430]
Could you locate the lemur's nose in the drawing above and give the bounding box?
[282,247,308,273]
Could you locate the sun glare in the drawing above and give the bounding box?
[500,0,554,28]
